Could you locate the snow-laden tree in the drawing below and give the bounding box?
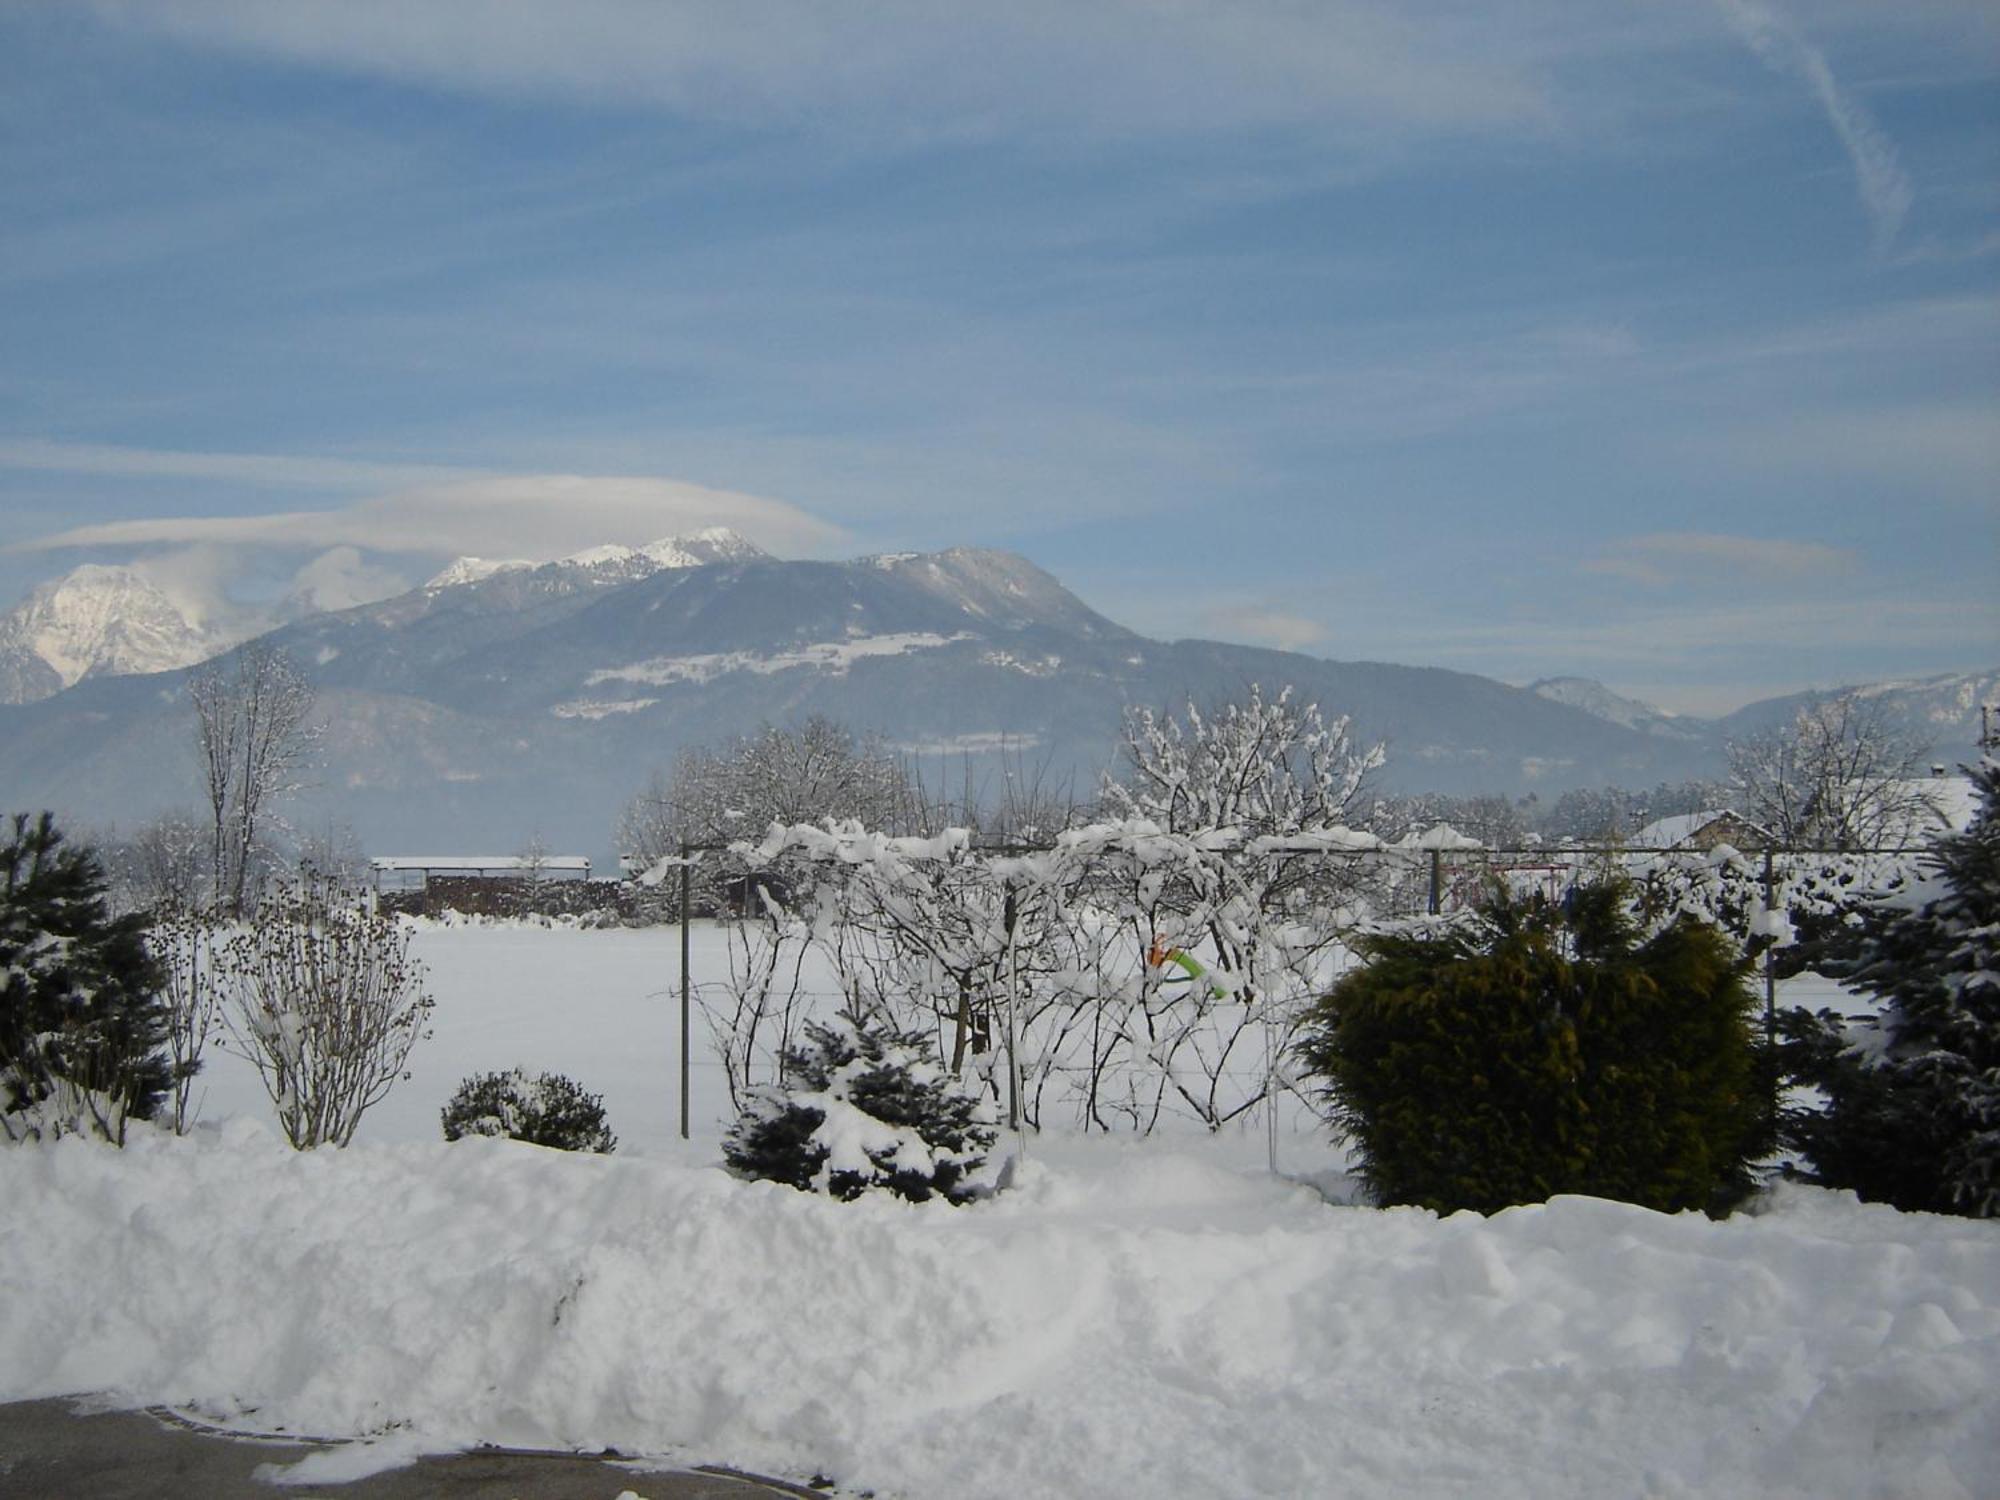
[1104,684,1382,840]
[0,812,172,1143]
[619,716,911,868]
[1727,695,1931,851]
[189,644,319,913]
[1628,844,1918,977]
[216,871,432,1148]
[707,824,1043,1118]
[1783,758,2000,1216]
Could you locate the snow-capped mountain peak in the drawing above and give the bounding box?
[427,529,770,592]
[1528,676,1693,737]
[637,526,767,569]
[425,557,534,590]
[0,563,229,703]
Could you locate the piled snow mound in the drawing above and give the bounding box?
[3,1129,1996,1499]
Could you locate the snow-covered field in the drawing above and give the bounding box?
[3,925,1997,1499]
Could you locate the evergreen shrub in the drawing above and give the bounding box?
[0,811,173,1143]
[1780,758,1999,1216]
[442,1068,617,1153]
[1296,883,1772,1215]
[724,1010,996,1203]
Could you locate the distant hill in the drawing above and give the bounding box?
[0,543,1988,859]
[1527,676,1703,741]
[1712,670,2000,761]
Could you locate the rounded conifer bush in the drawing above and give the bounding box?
[441,1068,617,1153]
[724,1009,997,1204]
[1296,882,1772,1216]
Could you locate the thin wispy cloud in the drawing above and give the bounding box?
[87,1,1557,144]
[0,438,484,493]
[1714,0,1915,249]
[8,472,846,562]
[1702,400,2000,504]
[1583,532,1856,588]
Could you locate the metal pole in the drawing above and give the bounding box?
[1265,997,1278,1176]
[1006,885,1024,1147]
[679,840,691,1142]
[1761,846,1778,1071]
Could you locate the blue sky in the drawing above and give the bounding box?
[1,0,1995,714]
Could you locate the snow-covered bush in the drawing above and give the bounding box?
[709,687,1389,1137]
[216,872,433,1149]
[1296,882,1772,1216]
[724,1010,997,1203]
[1781,758,2000,1217]
[1,812,173,1144]
[1630,845,1916,977]
[441,1068,617,1153]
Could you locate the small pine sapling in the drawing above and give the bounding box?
[724,1009,997,1203]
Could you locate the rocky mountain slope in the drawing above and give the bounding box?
[0,565,229,704]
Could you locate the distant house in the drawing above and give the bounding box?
[369,855,591,893]
[1633,810,1770,854]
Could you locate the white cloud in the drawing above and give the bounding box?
[123,545,243,629]
[9,470,846,563]
[1714,0,1914,248]
[286,546,411,612]
[1203,606,1329,654]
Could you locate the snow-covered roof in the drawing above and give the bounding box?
[1633,810,1734,848]
[1396,823,1485,851]
[1892,775,1980,836]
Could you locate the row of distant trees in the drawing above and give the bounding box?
[68,637,1957,920]
[621,695,1947,867]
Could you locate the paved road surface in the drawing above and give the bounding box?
[0,1400,828,1500]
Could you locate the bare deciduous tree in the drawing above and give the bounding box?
[145,906,225,1134]
[217,872,432,1148]
[129,811,209,914]
[1727,696,1931,850]
[189,644,319,913]
[620,716,911,866]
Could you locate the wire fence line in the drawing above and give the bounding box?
[638,827,1949,1150]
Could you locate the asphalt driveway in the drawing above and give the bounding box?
[0,1399,829,1500]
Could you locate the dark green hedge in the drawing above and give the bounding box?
[1296,884,1772,1215]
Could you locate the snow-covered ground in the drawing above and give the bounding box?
[3,926,1997,1500]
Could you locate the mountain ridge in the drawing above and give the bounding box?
[0,544,1990,857]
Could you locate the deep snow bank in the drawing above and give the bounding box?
[2,1127,1996,1500]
